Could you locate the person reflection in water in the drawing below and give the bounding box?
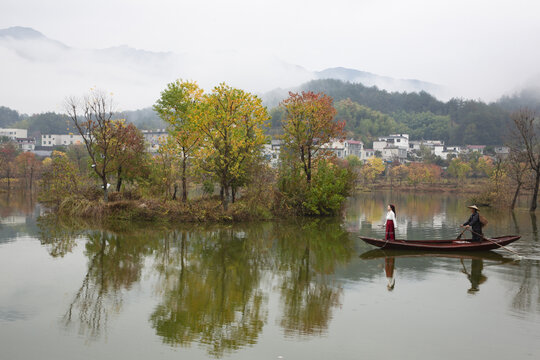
[461,259,486,293]
[385,257,395,291]
[384,204,397,241]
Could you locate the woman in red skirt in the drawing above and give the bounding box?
[385,204,397,240]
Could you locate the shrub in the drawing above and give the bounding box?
[277,159,353,216]
[39,151,82,206]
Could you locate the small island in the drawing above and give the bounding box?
[1,80,538,224]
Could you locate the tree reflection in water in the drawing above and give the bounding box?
[274,219,353,337]
[21,192,540,357]
[61,229,156,339]
[149,220,354,356]
[150,225,271,358]
[37,216,85,257]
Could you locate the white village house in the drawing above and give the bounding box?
[41,133,85,147]
[373,134,409,161]
[0,128,35,151]
[141,129,168,153]
[0,128,27,139]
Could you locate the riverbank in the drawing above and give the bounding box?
[358,179,489,194]
[47,196,277,223]
[44,180,495,224]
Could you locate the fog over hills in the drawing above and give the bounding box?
[1,26,448,113]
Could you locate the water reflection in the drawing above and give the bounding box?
[0,192,534,359]
[385,257,395,290]
[360,249,515,294]
[530,212,538,242]
[274,220,353,337]
[460,259,486,293]
[150,226,269,358]
[0,191,40,243]
[34,219,353,356]
[62,228,159,339]
[511,260,540,314]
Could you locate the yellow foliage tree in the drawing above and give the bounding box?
[360,157,385,185]
[193,83,269,210]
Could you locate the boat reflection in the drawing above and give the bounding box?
[360,249,515,292]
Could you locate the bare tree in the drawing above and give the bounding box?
[509,108,540,211]
[506,149,531,210]
[65,90,128,202]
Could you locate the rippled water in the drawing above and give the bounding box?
[0,191,539,359]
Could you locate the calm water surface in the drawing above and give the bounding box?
[1,192,539,359]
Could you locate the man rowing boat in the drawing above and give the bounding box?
[461,205,483,242]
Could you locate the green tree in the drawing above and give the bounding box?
[154,80,203,202]
[39,151,80,206]
[66,144,90,175]
[149,138,181,199]
[447,158,472,183]
[302,160,353,215]
[0,142,19,189]
[335,99,402,142]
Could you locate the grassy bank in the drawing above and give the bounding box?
[49,196,277,223]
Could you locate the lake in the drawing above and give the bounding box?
[1,191,539,359]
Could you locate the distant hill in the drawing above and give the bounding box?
[315,67,444,97]
[265,79,515,146]
[0,26,50,40]
[5,78,540,146]
[497,86,540,113]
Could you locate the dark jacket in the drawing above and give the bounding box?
[463,212,483,240]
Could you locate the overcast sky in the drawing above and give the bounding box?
[2,0,540,107]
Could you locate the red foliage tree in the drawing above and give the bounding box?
[281,91,344,184]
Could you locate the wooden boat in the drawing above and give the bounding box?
[359,235,521,251]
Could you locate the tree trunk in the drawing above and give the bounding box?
[301,146,311,184]
[307,148,312,184]
[103,178,109,202]
[220,186,224,202]
[223,183,230,211]
[29,167,34,191]
[172,183,178,200]
[511,182,522,210]
[231,186,236,203]
[181,155,187,202]
[530,170,540,212]
[116,166,122,192]
[530,212,539,241]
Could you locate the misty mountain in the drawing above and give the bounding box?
[315,67,443,96]
[1,26,447,114]
[497,86,540,113]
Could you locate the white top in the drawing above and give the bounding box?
[385,210,397,226]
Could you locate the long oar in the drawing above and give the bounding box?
[456,228,467,240]
[466,228,522,258]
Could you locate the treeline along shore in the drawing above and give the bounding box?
[2,79,540,222]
